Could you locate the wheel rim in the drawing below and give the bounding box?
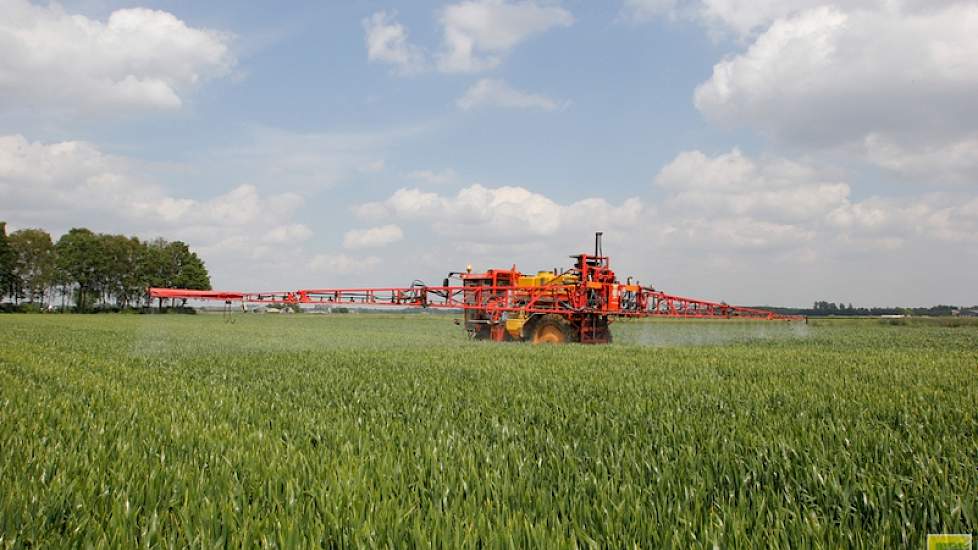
[534,324,566,343]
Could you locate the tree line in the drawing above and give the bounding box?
[0,222,210,311]
[768,301,978,317]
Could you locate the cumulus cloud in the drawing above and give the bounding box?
[0,134,300,232]
[437,0,574,72]
[342,225,404,249]
[0,0,234,113]
[0,134,314,288]
[827,194,978,244]
[652,148,978,259]
[649,149,834,253]
[688,2,978,181]
[363,1,573,76]
[863,133,978,185]
[639,148,978,304]
[343,149,965,273]
[694,4,978,138]
[655,149,850,223]
[629,1,978,182]
[355,184,642,244]
[351,155,857,256]
[362,10,426,75]
[457,79,567,111]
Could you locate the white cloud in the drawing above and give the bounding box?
[863,133,978,185]
[437,0,574,72]
[653,148,978,258]
[355,184,643,244]
[827,194,978,244]
[362,10,426,75]
[362,1,573,77]
[655,149,850,223]
[0,135,293,230]
[689,2,978,181]
[629,1,978,182]
[342,225,404,249]
[353,156,855,256]
[0,134,311,288]
[0,0,234,113]
[649,149,839,253]
[645,148,978,304]
[457,79,566,111]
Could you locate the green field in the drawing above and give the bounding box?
[1,314,976,548]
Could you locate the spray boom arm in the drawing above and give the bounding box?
[150,234,802,329]
[150,273,798,320]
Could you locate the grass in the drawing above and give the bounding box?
[1,313,977,548]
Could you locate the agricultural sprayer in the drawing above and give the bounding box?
[151,233,801,343]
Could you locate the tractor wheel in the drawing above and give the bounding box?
[530,314,574,344]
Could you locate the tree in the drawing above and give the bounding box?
[172,245,211,291]
[9,228,55,304]
[144,239,211,308]
[100,234,147,307]
[144,238,177,308]
[1,225,212,312]
[0,222,14,302]
[116,236,150,307]
[55,228,101,310]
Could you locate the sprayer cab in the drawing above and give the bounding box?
[571,231,616,286]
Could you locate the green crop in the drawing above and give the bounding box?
[1,314,976,548]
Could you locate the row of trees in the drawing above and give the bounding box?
[0,222,211,311]
[811,301,976,317]
[768,301,976,317]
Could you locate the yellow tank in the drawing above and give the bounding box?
[517,271,578,287]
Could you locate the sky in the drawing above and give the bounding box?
[1,0,976,307]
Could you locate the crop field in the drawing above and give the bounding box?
[1,314,977,548]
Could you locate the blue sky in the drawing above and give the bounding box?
[2,0,977,306]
